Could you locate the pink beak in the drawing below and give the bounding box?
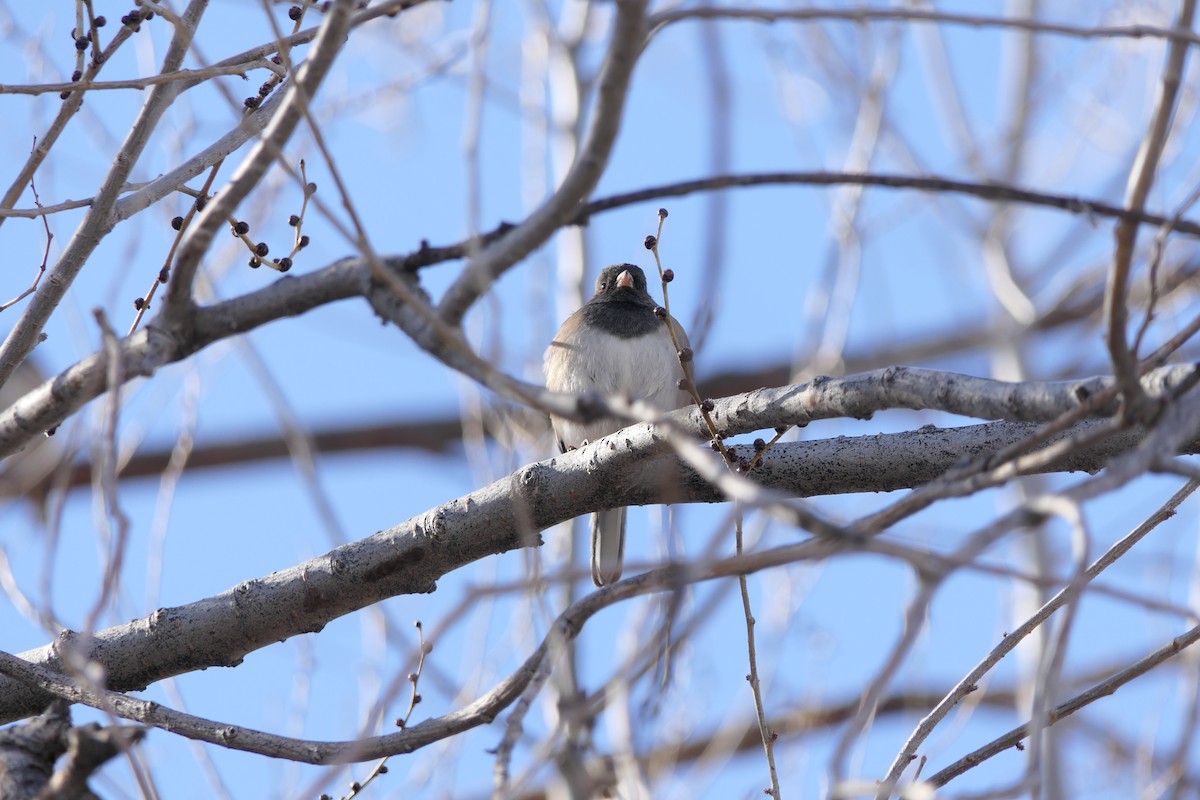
[616,270,634,289]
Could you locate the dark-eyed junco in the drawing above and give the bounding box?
[544,263,691,586]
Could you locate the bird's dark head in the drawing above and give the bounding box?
[593,263,649,299]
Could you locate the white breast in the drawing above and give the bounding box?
[544,324,687,448]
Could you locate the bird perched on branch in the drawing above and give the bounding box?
[544,263,691,586]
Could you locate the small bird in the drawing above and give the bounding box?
[544,263,691,586]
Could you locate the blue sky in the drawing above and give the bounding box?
[2,1,1200,798]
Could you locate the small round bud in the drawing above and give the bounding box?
[654,306,667,320]
[775,426,788,435]
[718,430,728,439]
[248,257,261,269]
[170,216,184,230]
[710,441,721,452]
[753,438,766,452]
[233,220,249,235]
[662,268,674,282]
[194,196,207,211]
[75,37,89,51]
[643,235,657,250]
[94,16,106,27]
[71,70,82,81]
[412,694,423,704]
[272,55,282,65]
[288,214,300,226]
[700,399,715,412]
[277,257,292,272]
[349,782,361,793]
[243,96,261,109]
[678,347,693,363]
[158,267,170,283]
[378,766,389,775]
[258,82,272,97]
[407,672,417,683]
[143,10,154,20]
[288,5,303,20]
[133,297,145,310]
[298,235,310,248]
[658,207,669,219]
[305,182,317,195]
[394,718,405,729]
[60,91,71,100]
[255,242,269,257]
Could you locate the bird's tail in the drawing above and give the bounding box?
[590,508,627,586]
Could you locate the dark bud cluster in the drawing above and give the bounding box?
[298,235,310,248]
[254,242,269,257]
[243,95,261,110]
[133,297,145,310]
[753,438,766,452]
[678,347,693,363]
[662,268,674,283]
[75,36,89,52]
[71,70,82,81]
[249,257,261,269]
[658,207,669,219]
[654,306,667,320]
[277,257,293,272]
[233,220,250,235]
[288,214,300,226]
[94,16,107,27]
[288,5,303,20]
[643,235,657,250]
[170,216,184,230]
[158,267,170,284]
[700,398,715,412]
[194,195,208,212]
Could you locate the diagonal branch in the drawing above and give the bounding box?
[0,0,210,393]
[1105,0,1196,415]
[436,0,649,325]
[160,0,356,324]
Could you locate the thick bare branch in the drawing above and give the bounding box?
[1,390,1198,724]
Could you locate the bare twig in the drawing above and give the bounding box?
[648,6,1200,49]
[925,621,1200,788]
[0,0,207,391]
[1104,0,1196,416]
[877,478,1200,795]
